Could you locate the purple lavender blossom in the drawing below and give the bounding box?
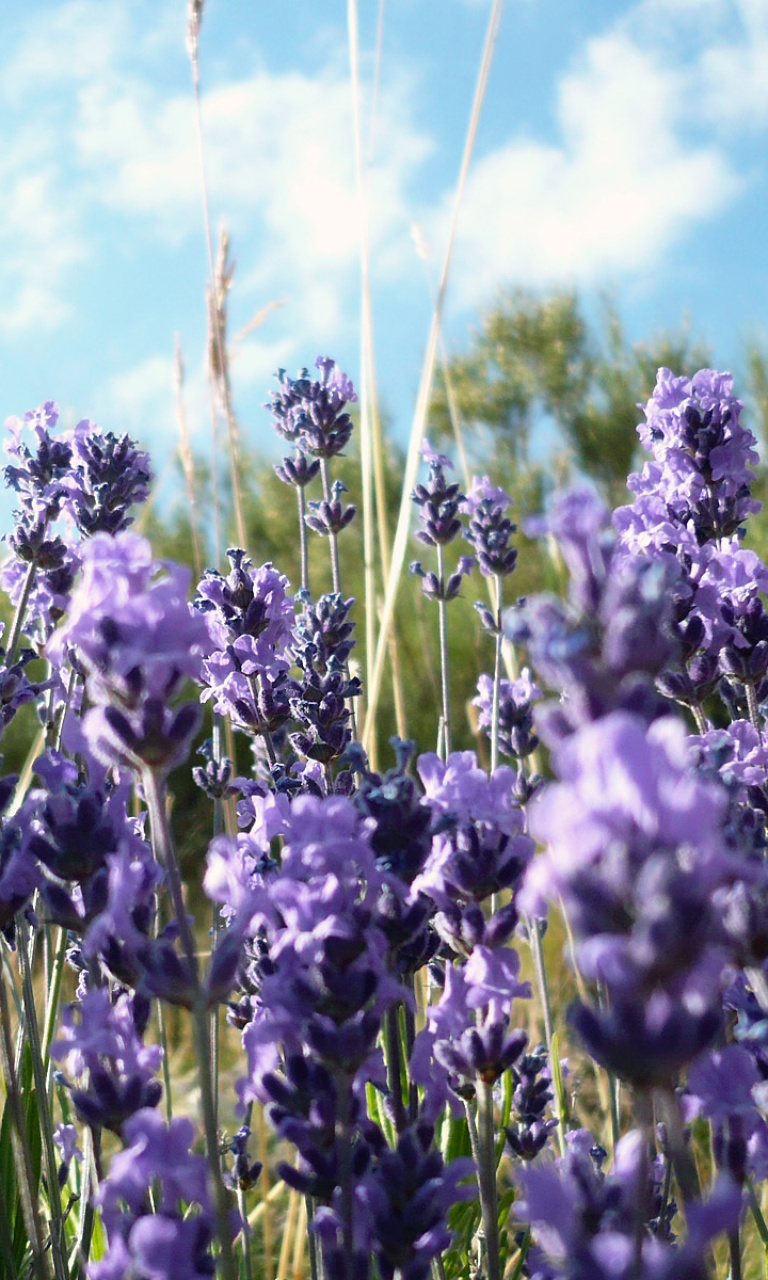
[629,368,760,545]
[305,478,357,537]
[289,593,361,764]
[410,555,474,603]
[3,402,72,518]
[612,368,768,714]
[274,450,321,489]
[506,488,680,745]
[525,711,733,1084]
[47,532,208,771]
[52,987,163,1133]
[505,1044,558,1161]
[361,1121,475,1280]
[267,357,357,459]
[195,553,296,743]
[411,440,464,548]
[518,1127,741,1280]
[62,421,152,536]
[0,807,41,945]
[89,1108,214,1280]
[473,669,540,764]
[462,475,518,579]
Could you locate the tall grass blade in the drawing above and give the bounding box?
[348,0,383,765]
[362,0,505,751]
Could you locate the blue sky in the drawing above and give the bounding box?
[1,0,768,529]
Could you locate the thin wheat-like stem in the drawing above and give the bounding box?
[490,575,503,774]
[188,20,247,551]
[436,546,452,758]
[319,458,342,595]
[348,0,381,766]
[142,767,238,1280]
[362,0,505,750]
[0,972,50,1280]
[16,918,70,1280]
[174,336,204,581]
[297,486,309,594]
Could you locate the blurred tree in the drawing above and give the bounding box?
[429,288,712,503]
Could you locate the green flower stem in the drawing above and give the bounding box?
[16,917,70,1280]
[0,969,50,1280]
[209,715,227,1134]
[297,487,309,594]
[383,1004,408,1134]
[5,558,38,667]
[747,966,768,1014]
[142,767,237,1280]
[319,457,342,596]
[526,913,566,1155]
[74,1125,100,1280]
[234,1102,254,1280]
[42,928,68,1061]
[464,1086,501,1280]
[334,1073,356,1280]
[746,679,763,741]
[305,1195,322,1280]
[656,1088,701,1207]
[0,1176,19,1280]
[490,574,503,775]
[436,543,452,759]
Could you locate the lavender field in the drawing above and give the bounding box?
[3,3,768,1280]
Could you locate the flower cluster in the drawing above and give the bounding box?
[48,532,208,772]
[5,362,768,1280]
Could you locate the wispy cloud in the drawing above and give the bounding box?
[436,3,752,307]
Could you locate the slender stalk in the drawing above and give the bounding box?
[729,1226,743,1280]
[319,458,342,596]
[73,1125,99,1280]
[0,1173,19,1280]
[404,992,418,1124]
[305,1195,321,1280]
[436,544,452,759]
[188,17,247,551]
[334,1074,356,1280]
[298,486,309,594]
[595,981,621,1154]
[348,0,381,768]
[277,1188,300,1280]
[16,917,70,1280]
[383,1004,407,1133]
[747,1179,768,1246]
[746,679,763,741]
[255,1104,274,1280]
[5,559,38,667]
[362,0,505,748]
[0,969,50,1280]
[141,768,237,1280]
[316,457,358,743]
[291,1193,308,1280]
[42,928,68,1060]
[656,1088,701,1206]
[747,966,768,1014]
[526,914,565,1154]
[464,1090,501,1280]
[490,574,503,775]
[173,336,204,582]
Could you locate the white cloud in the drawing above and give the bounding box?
[0,165,86,334]
[436,11,745,308]
[0,0,431,351]
[101,352,175,429]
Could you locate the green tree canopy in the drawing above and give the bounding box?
[430,288,712,502]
